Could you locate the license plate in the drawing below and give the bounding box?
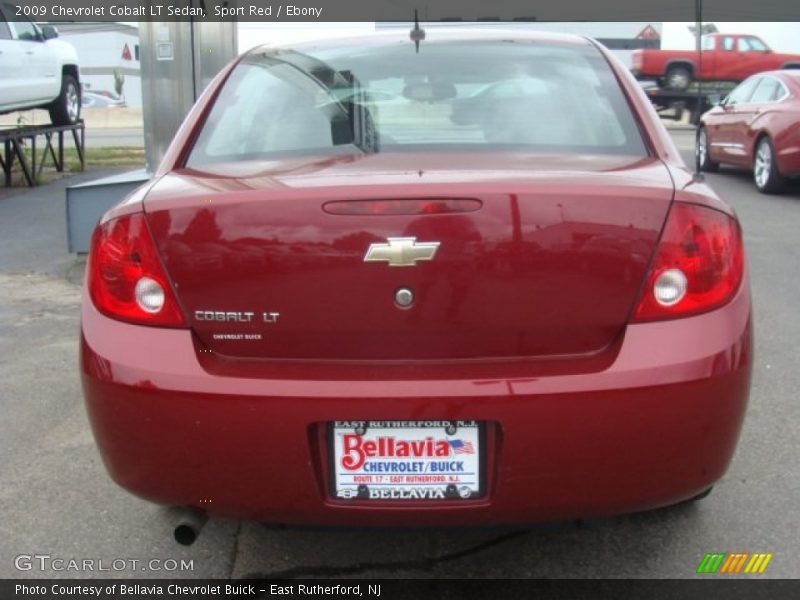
[331,420,483,500]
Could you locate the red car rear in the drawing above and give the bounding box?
[81,31,752,529]
[697,70,800,193]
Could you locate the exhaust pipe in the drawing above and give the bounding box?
[168,507,208,546]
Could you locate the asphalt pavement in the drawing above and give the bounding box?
[0,130,798,579]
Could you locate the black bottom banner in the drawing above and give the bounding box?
[3,579,800,600]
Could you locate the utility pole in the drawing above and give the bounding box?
[695,0,703,124]
[694,0,704,178]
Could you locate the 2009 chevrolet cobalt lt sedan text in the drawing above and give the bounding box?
[81,30,752,527]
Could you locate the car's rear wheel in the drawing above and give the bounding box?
[663,486,714,512]
[696,126,719,172]
[48,74,81,126]
[688,486,713,502]
[753,136,786,194]
[665,65,692,91]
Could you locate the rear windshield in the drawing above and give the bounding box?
[186,37,646,168]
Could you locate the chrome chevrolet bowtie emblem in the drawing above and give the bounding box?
[363,237,440,267]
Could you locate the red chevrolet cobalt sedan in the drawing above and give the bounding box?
[81,31,752,527]
[697,70,800,193]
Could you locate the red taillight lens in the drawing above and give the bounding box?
[88,213,186,327]
[632,202,744,321]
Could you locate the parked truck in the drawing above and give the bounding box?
[0,6,81,126]
[632,33,800,91]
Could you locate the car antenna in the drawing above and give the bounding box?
[410,9,426,54]
[694,0,705,181]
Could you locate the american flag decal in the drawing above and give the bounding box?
[449,439,475,455]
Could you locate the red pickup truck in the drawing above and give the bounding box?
[632,33,800,90]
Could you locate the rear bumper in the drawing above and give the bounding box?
[80,281,752,526]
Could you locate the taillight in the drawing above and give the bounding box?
[632,202,744,321]
[88,213,186,327]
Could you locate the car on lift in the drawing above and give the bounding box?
[633,33,800,91]
[0,4,81,126]
[696,70,800,193]
[81,30,752,535]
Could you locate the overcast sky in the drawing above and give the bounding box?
[236,22,800,54]
[662,22,800,51]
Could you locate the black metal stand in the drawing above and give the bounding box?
[641,82,732,125]
[0,120,85,187]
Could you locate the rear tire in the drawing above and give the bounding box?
[665,65,692,91]
[48,74,81,126]
[753,137,786,194]
[665,486,714,511]
[696,126,719,172]
[688,486,713,502]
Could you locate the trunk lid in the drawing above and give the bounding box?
[144,152,674,360]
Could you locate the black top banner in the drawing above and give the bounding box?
[2,0,800,22]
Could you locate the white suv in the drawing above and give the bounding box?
[0,3,81,126]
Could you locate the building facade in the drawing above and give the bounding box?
[54,22,142,107]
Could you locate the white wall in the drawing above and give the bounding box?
[58,29,143,106]
[237,22,375,53]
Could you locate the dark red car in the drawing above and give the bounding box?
[697,70,800,193]
[81,31,752,529]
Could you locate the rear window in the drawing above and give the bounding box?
[187,38,646,168]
